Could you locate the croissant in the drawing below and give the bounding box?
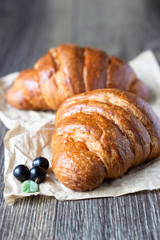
[6,44,149,110]
[52,89,160,191]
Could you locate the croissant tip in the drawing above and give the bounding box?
[129,78,149,101]
[6,88,29,110]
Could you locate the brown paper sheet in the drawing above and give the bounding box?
[1,50,160,205]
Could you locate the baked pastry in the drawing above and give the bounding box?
[52,89,160,191]
[6,44,148,110]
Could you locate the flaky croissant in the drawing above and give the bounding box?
[6,44,148,110]
[52,89,160,191]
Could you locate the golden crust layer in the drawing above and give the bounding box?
[6,44,149,110]
[52,89,160,191]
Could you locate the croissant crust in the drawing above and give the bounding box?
[52,89,160,191]
[6,44,148,110]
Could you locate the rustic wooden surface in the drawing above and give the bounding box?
[1,0,160,239]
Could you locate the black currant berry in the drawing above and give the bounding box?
[32,157,49,170]
[13,165,29,182]
[29,166,46,184]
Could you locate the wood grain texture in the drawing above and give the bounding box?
[1,0,160,239]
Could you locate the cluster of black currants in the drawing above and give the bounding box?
[13,157,49,193]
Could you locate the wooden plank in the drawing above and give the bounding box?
[1,0,160,239]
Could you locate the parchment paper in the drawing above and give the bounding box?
[1,50,160,205]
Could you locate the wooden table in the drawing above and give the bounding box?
[1,0,160,239]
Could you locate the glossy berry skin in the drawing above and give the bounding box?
[32,157,49,170]
[13,165,29,182]
[29,166,46,184]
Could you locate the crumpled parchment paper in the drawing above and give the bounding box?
[1,50,160,205]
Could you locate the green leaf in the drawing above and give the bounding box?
[22,180,39,193]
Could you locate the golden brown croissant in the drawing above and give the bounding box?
[6,44,149,110]
[52,89,160,191]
